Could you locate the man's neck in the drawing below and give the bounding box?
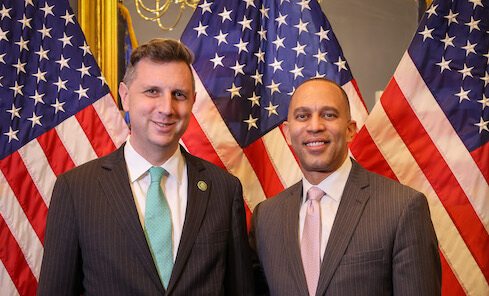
[129,138,178,167]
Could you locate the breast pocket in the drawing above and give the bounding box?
[340,249,384,265]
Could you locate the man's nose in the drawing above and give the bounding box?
[156,92,173,115]
[308,114,325,132]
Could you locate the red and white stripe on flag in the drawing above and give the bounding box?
[350,53,489,295]
[350,0,489,293]
[0,1,130,294]
[351,51,489,295]
[0,93,128,295]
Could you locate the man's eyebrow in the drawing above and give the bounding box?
[173,86,192,92]
[320,106,339,113]
[293,106,311,114]
[138,82,159,89]
[292,106,339,114]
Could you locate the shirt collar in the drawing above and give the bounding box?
[302,157,352,204]
[124,137,186,184]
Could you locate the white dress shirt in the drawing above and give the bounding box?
[124,139,188,261]
[299,157,352,261]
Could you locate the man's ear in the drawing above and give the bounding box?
[346,120,357,143]
[283,121,292,146]
[119,82,129,112]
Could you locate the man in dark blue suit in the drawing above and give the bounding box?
[37,38,253,296]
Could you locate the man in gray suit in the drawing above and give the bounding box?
[37,39,253,295]
[249,78,441,296]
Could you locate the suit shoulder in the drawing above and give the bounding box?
[350,160,420,195]
[356,165,426,209]
[59,148,122,180]
[256,181,301,210]
[368,169,421,196]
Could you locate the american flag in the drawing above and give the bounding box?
[350,0,489,294]
[180,0,368,219]
[0,0,129,295]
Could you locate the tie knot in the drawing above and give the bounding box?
[307,186,324,201]
[149,167,165,183]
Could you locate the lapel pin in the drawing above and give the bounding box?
[197,180,207,191]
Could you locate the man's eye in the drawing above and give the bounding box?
[174,91,187,100]
[296,114,308,120]
[146,89,157,95]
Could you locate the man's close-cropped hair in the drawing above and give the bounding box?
[123,38,195,91]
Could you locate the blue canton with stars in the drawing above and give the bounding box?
[0,0,109,160]
[181,0,355,148]
[410,0,489,152]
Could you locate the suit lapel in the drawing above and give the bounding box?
[283,181,310,296]
[98,144,165,293]
[316,160,370,295]
[166,149,211,295]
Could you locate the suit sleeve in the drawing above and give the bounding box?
[37,174,83,296]
[225,179,255,296]
[248,203,270,296]
[392,191,441,296]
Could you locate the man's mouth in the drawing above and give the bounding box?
[153,120,176,130]
[306,141,326,147]
[305,137,331,146]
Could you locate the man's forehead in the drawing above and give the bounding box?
[134,60,192,82]
[295,79,341,94]
[290,81,348,111]
[290,90,343,109]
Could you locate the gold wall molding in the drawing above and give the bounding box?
[78,0,118,101]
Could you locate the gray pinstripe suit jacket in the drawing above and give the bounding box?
[37,144,253,296]
[249,159,441,296]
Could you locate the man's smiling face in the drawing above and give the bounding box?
[283,79,357,184]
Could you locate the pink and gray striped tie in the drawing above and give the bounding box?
[301,186,324,296]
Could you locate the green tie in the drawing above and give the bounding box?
[145,167,173,289]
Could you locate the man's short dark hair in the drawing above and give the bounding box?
[123,38,195,91]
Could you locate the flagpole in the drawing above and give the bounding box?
[78,0,119,102]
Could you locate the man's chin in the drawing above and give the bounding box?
[148,137,178,149]
[301,161,329,173]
